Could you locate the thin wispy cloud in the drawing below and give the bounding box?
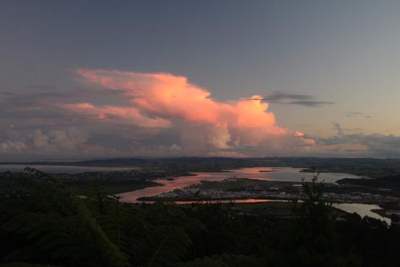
[289,100,334,107]
[345,112,372,119]
[262,92,312,102]
[249,92,333,107]
[0,91,15,97]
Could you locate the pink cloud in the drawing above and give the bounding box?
[63,102,171,128]
[63,68,312,153]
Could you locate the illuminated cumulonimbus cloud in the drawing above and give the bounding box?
[64,69,311,154]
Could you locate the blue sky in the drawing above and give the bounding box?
[1,1,400,159]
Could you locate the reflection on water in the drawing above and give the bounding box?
[140,199,285,205]
[118,167,361,203]
[118,172,231,203]
[333,203,391,225]
[1,164,388,223]
[223,167,361,183]
[118,167,390,224]
[175,199,285,205]
[168,199,391,224]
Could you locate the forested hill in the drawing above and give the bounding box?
[0,169,399,267]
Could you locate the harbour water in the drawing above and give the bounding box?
[118,167,360,202]
[118,167,389,224]
[0,164,138,173]
[1,164,388,223]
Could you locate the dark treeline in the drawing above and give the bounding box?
[3,157,400,178]
[0,169,399,267]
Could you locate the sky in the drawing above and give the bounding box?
[1,0,400,160]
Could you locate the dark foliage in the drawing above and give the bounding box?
[0,169,398,267]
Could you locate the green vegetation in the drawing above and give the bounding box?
[52,169,183,195]
[0,168,399,267]
[65,179,158,195]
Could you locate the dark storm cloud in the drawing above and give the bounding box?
[252,92,334,107]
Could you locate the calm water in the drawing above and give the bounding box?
[0,164,138,173]
[118,167,360,203]
[333,203,391,225]
[173,200,390,224]
[118,167,389,223]
[0,164,388,223]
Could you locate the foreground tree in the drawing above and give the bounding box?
[0,169,128,267]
